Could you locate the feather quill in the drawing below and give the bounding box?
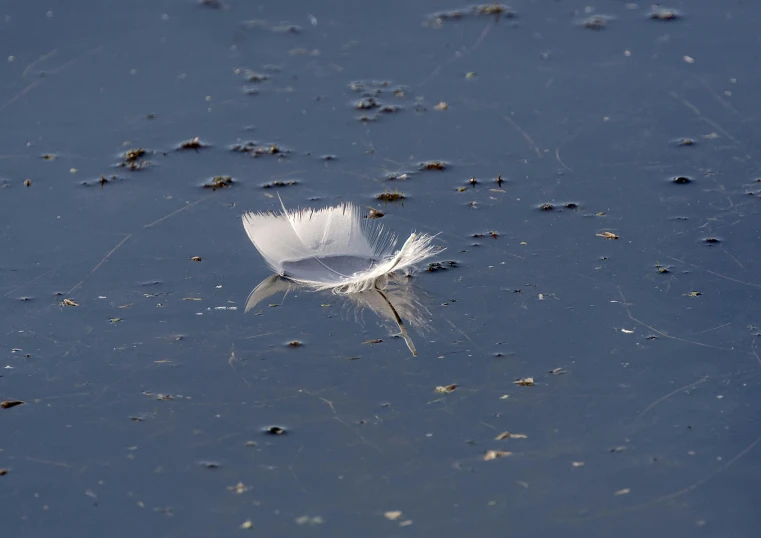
[242,200,439,293]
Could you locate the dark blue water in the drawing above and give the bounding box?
[2,1,761,536]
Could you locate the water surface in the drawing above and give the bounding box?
[2,1,761,537]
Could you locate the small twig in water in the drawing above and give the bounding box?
[638,376,708,417]
[67,234,132,295]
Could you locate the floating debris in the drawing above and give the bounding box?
[434,101,448,111]
[355,97,379,110]
[483,450,512,461]
[427,4,516,25]
[295,515,323,526]
[384,511,403,521]
[385,171,413,181]
[231,141,288,157]
[513,377,534,386]
[684,291,702,297]
[271,24,302,33]
[199,0,227,8]
[80,175,118,188]
[1,400,24,409]
[242,70,270,82]
[377,189,405,202]
[378,104,403,114]
[655,263,670,274]
[428,9,466,22]
[426,261,458,272]
[228,482,249,494]
[495,432,527,440]
[419,161,448,171]
[392,87,407,98]
[581,15,612,29]
[177,137,209,151]
[120,148,149,170]
[124,148,144,161]
[256,144,285,156]
[649,8,681,20]
[262,180,298,189]
[596,231,619,240]
[203,176,234,190]
[231,141,258,153]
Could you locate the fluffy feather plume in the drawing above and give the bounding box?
[242,200,439,293]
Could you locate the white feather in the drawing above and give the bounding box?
[242,200,439,293]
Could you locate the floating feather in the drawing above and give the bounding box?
[242,199,439,293]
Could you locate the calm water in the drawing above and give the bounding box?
[2,1,761,536]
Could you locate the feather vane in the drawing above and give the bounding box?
[242,201,438,293]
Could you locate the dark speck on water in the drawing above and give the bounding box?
[2,1,761,537]
[581,15,613,30]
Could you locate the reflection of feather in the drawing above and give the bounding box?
[242,200,439,293]
[245,273,431,356]
[343,275,431,333]
[245,274,293,313]
[342,276,432,356]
